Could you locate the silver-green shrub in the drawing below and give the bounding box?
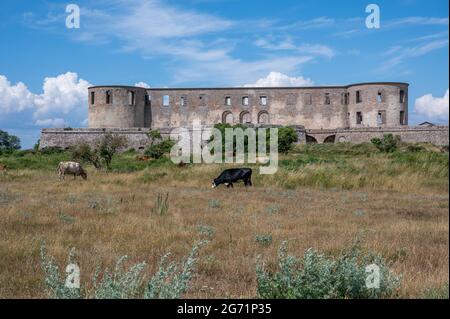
[40,244,82,299]
[256,241,401,299]
[40,241,207,299]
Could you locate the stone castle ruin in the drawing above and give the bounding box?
[40,82,449,150]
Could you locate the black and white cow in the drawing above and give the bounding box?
[212,168,252,189]
[57,161,87,181]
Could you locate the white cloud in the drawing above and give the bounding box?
[0,76,35,114]
[33,72,91,119]
[35,118,67,128]
[0,72,91,127]
[244,72,314,87]
[414,89,449,122]
[134,82,151,88]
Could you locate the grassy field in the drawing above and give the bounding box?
[0,142,448,298]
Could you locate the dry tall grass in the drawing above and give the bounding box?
[0,146,448,298]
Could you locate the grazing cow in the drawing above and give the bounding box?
[212,168,252,189]
[57,161,87,181]
[0,164,6,175]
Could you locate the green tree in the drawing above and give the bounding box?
[0,130,21,153]
[371,134,399,153]
[72,134,127,170]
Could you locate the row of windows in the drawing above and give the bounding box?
[352,111,406,125]
[222,111,270,125]
[90,89,407,106]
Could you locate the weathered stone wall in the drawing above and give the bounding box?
[87,82,409,130]
[40,125,448,152]
[88,86,149,128]
[306,126,449,145]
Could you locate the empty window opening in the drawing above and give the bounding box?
[356,91,362,103]
[258,111,269,124]
[400,111,406,125]
[400,90,406,103]
[324,93,331,105]
[240,111,251,124]
[163,95,170,107]
[222,111,233,124]
[242,96,249,106]
[377,110,386,125]
[180,96,186,107]
[305,93,312,105]
[377,91,383,103]
[128,91,135,105]
[341,93,349,105]
[356,112,363,124]
[90,92,95,105]
[106,90,112,104]
[145,94,151,106]
[260,96,268,106]
[225,96,231,106]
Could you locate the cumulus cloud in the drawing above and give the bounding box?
[35,118,67,128]
[33,72,91,118]
[414,89,449,122]
[0,72,91,126]
[0,76,35,113]
[134,82,151,88]
[244,72,314,87]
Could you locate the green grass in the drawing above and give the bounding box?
[1,142,448,192]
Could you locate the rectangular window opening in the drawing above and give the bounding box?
[242,96,249,106]
[377,110,386,125]
[356,112,363,124]
[90,92,95,105]
[356,91,362,103]
[128,91,135,105]
[225,96,231,106]
[305,93,312,105]
[325,93,331,105]
[400,111,406,125]
[180,96,186,107]
[377,92,383,103]
[400,90,406,103]
[260,96,267,106]
[163,95,170,107]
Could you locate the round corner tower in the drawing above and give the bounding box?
[346,82,409,128]
[88,86,151,128]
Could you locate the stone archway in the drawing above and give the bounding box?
[323,135,336,143]
[240,111,251,124]
[222,111,233,124]
[258,111,270,124]
[306,135,318,144]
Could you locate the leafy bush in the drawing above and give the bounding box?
[208,124,298,157]
[40,241,207,299]
[255,234,273,247]
[72,134,127,170]
[277,127,298,154]
[371,134,399,153]
[144,129,175,159]
[256,241,401,299]
[40,146,65,155]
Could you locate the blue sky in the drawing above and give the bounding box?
[0,0,448,148]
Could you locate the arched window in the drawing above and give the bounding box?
[222,111,233,124]
[258,111,269,124]
[128,91,135,105]
[240,111,251,124]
